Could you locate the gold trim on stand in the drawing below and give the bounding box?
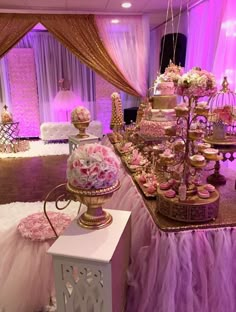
[67,181,120,229]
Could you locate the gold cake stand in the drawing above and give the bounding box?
[157,187,220,223]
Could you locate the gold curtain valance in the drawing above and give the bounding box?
[0,13,38,57]
[0,13,140,97]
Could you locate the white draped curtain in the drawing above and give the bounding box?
[212,0,236,90]
[15,31,95,122]
[96,15,149,99]
[185,0,226,72]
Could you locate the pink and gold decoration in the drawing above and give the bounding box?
[71,106,91,138]
[207,77,236,142]
[110,92,124,131]
[154,61,183,95]
[1,105,13,124]
[177,67,217,98]
[67,144,120,229]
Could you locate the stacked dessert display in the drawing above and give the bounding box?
[155,67,221,222]
[108,66,225,223]
[109,92,124,144]
[139,61,182,140]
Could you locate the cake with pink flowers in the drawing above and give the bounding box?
[139,63,183,138]
[140,99,177,138]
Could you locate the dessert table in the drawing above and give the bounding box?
[102,136,236,312]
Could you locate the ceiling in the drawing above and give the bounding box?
[0,0,199,28]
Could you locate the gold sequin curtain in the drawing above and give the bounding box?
[0,14,37,58]
[40,14,140,97]
[0,13,140,97]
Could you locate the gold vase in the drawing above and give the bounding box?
[72,120,90,138]
[67,181,120,229]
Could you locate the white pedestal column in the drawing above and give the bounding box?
[48,209,131,312]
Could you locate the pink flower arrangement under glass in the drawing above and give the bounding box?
[211,106,233,124]
[177,67,217,97]
[71,106,91,123]
[67,144,120,190]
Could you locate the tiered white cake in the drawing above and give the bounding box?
[140,62,182,138]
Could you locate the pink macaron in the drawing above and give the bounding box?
[198,189,210,199]
[160,182,170,190]
[164,189,176,198]
[139,174,147,184]
[204,184,215,192]
[147,185,156,194]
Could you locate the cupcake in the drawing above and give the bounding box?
[188,129,204,140]
[203,148,219,160]
[174,103,189,118]
[195,102,209,116]
[197,142,211,152]
[153,144,165,155]
[159,149,175,164]
[174,140,185,152]
[164,125,177,136]
[189,154,206,167]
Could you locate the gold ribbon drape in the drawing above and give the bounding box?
[40,14,140,96]
[0,14,37,58]
[0,13,140,97]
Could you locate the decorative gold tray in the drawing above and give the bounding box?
[204,136,236,146]
[133,173,157,198]
[157,187,220,223]
[107,133,122,145]
[122,155,148,173]
[114,143,134,155]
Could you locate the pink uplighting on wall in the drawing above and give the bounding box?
[221,20,236,36]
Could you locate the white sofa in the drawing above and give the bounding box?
[40,121,103,142]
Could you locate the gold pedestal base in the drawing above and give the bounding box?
[78,208,113,229]
[76,132,89,139]
[67,181,120,230]
[72,121,90,139]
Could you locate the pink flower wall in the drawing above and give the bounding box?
[7,48,40,137]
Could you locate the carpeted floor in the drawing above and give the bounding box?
[0,155,68,204]
[0,141,69,159]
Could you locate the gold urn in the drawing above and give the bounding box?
[72,120,90,138]
[67,181,120,229]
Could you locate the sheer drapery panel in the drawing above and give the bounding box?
[16,31,95,122]
[96,15,149,97]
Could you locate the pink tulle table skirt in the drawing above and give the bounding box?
[0,228,54,312]
[0,212,72,312]
[103,137,236,312]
